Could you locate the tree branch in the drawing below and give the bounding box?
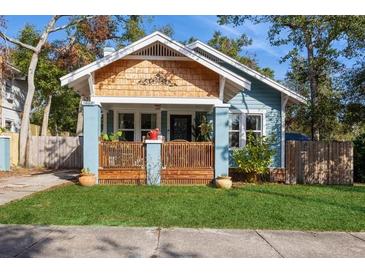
[49,16,94,33]
[0,31,37,52]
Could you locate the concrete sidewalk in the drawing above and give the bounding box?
[0,225,364,258]
[0,170,78,205]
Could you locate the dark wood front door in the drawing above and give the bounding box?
[170,115,192,141]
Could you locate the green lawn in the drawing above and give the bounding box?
[0,184,364,231]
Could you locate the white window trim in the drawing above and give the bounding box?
[140,112,159,141]
[113,109,161,141]
[229,109,266,149]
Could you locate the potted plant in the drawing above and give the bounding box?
[100,130,124,142]
[79,168,96,186]
[215,174,232,189]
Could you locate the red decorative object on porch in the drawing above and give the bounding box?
[147,128,160,140]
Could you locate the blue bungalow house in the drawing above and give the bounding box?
[60,32,306,185]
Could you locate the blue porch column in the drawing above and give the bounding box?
[214,105,230,177]
[145,140,162,185]
[0,136,10,171]
[83,102,101,180]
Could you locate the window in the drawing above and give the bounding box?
[229,113,240,148]
[228,112,264,148]
[246,114,263,138]
[118,113,134,141]
[5,120,12,131]
[140,113,157,140]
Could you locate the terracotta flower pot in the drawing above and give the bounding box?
[79,174,96,186]
[215,176,232,189]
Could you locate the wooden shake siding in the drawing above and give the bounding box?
[94,59,219,98]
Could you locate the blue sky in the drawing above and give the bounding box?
[0,15,351,80]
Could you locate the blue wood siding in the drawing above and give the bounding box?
[227,76,282,168]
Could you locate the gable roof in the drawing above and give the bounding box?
[60,31,306,104]
[187,40,306,104]
[60,31,251,92]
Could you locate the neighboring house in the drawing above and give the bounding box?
[0,57,27,132]
[60,32,306,184]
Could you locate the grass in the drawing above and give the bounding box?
[0,184,364,231]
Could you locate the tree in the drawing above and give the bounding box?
[207,31,274,78]
[11,25,68,136]
[341,61,365,132]
[0,16,93,165]
[54,16,148,135]
[218,16,365,140]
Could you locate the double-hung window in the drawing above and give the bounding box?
[229,113,241,148]
[229,112,264,148]
[246,114,263,139]
[140,113,157,141]
[118,113,135,141]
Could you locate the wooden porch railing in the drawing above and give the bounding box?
[161,142,214,185]
[162,142,214,169]
[99,141,145,169]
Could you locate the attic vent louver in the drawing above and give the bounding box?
[130,41,184,57]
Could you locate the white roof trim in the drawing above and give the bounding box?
[91,96,228,107]
[60,31,251,91]
[187,40,306,104]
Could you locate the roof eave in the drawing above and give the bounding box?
[187,40,306,104]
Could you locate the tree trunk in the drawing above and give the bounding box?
[76,96,83,136]
[306,44,320,141]
[18,52,38,166]
[41,94,52,136]
[18,16,58,166]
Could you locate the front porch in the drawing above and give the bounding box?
[83,101,229,185]
[98,140,214,185]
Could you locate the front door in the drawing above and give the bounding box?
[170,115,192,141]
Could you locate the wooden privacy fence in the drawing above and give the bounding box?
[98,141,146,185]
[285,141,353,184]
[27,136,83,169]
[161,142,214,185]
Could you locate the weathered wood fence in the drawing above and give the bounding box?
[285,141,353,184]
[27,136,83,169]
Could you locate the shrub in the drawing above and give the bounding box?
[232,133,275,182]
[354,132,365,183]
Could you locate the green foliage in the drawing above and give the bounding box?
[207,31,275,78]
[193,113,212,141]
[354,132,365,183]
[80,168,93,176]
[100,130,124,141]
[218,16,365,141]
[233,133,275,176]
[0,127,7,134]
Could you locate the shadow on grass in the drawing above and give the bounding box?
[243,187,365,214]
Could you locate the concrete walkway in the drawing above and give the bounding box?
[0,170,78,205]
[0,225,364,258]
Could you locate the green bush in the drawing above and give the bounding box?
[232,133,275,182]
[354,132,365,183]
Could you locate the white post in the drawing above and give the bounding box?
[281,95,289,168]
